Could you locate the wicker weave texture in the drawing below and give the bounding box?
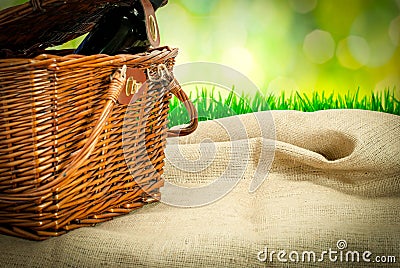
[0,48,187,240]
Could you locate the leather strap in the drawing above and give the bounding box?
[118,68,147,105]
[140,0,160,48]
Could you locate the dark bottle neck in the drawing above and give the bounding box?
[150,0,168,10]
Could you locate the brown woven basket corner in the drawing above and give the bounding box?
[0,0,197,240]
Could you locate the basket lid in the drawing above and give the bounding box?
[0,0,167,57]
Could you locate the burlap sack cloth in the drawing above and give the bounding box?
[1,109,399,267]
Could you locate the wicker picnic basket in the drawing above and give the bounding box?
[0,0,198,240]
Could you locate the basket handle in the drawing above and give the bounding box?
[166,77,198,137]
[19,65,128,196]
[57,65,196,186]
[56,65,126,179]
[47,65,198,187]
[51,65,196,191]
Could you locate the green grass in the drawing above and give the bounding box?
[168,88,400,127]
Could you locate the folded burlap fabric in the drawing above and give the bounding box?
[0,109,399,267]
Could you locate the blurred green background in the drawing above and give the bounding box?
[157,0,399,98]
[2,0,399,97]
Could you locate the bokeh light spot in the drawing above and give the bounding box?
[212,19,248,49]
[289,0,318,14]
[221,47,255,76]
[351,9,397,67]
[337,36,370,70]
[389,16,400,46]
[375,75,400,99]
[303,30,335,64]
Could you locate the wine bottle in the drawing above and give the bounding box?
[74,0,166,55]
[150,0,168,10]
